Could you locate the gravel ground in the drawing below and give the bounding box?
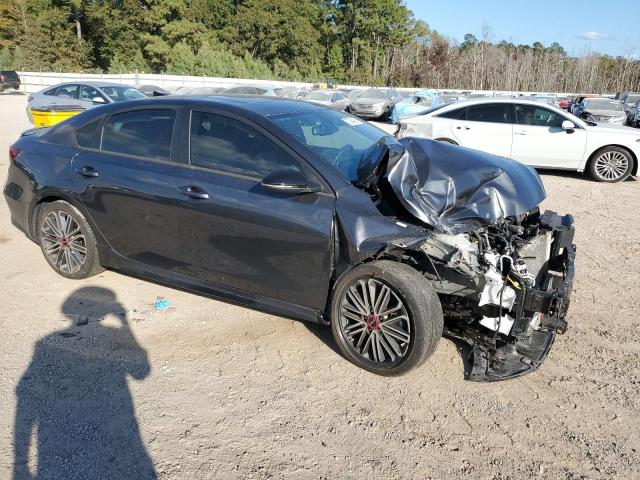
[1,92,639,480]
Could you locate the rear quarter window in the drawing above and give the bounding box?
[436,107,466,120]
[75,119,102,149]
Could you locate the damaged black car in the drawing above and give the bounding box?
[3,96,575,381]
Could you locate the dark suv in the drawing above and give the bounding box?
[0,71,20,92]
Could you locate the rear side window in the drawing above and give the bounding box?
[101,109,176,161]
[75,119,102,148]
[54,84,79,99]
[437,107,466,120]
[190,110,301,179]
[467,103,510,123]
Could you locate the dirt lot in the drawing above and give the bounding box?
[1,92,639,480]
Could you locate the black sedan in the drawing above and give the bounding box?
[4,96,575,379]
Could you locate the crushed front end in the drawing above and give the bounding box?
[406,209,575,381]
[359,136,576,380]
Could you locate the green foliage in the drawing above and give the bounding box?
[0,0,637,92]
[0,46,13,69]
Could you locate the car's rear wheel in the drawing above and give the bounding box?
[589,146,634,182]
[37,200,103,279]
[330,260,443,376]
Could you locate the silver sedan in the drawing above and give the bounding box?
[27,81,146,121]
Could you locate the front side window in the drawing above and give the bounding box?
[515,104,565,128]
[79,85,106,102]
[190,111,301,179]
[467,103,510,123]
[101,109,176,160]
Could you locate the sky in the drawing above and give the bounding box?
[405,0,640,57]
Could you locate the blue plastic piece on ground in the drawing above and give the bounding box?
[154,299,170,311]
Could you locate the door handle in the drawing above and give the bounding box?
[180,185,209,200]
[456,126,470,130]
[76,166,99,177]
[514,130,527,135]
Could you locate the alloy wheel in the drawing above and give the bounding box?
[338,278,411,364]
[41,210,87,274]
[594,150,629,181]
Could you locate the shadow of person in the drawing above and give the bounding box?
[13,287,156,480]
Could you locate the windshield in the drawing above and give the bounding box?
[306,92,331,101]
[101,86,146,102]
[627,94,640,104]
[586,99,623,111]
[361,89,388,100]
[270,109,387,182]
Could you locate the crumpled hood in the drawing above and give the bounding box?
[388,138,547,234]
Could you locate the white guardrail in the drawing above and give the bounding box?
[16,71,317,94]
[13,71,577,97]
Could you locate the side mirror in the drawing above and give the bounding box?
[561,120,576,131]
[92,97,106,104]
[261,169,321,194]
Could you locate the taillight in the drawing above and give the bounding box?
[0,74,4,81]
[9,145,20,163]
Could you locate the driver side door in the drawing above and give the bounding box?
[176,109,336,310]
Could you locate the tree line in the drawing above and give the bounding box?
[0,0,638,93]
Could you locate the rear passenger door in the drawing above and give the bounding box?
[449,102,513,158]
[71,107,202,273]
[178,109,335,309]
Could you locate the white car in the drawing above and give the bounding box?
[397,98,639,182]
[304,89,351,111]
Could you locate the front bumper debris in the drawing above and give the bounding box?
[447,212,576,381]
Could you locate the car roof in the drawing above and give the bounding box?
[435,96,559,109]
[75,95,329,118]
[43,81,137,89]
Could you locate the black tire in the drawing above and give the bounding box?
[37,200,104,279]
[588,146,634,183]
[330,260,444,376]
[380,108,390,122]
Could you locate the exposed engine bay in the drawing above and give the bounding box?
[350,136,576,381]
[408,209,574,381]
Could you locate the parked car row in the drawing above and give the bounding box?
[396,97,639,183]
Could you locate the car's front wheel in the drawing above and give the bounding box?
[588,146,634,182]
[37,200,104,279]
[330,260,444,376]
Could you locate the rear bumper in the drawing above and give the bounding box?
[448,212,576,381]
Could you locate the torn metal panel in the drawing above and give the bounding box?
[389,137,547,234]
